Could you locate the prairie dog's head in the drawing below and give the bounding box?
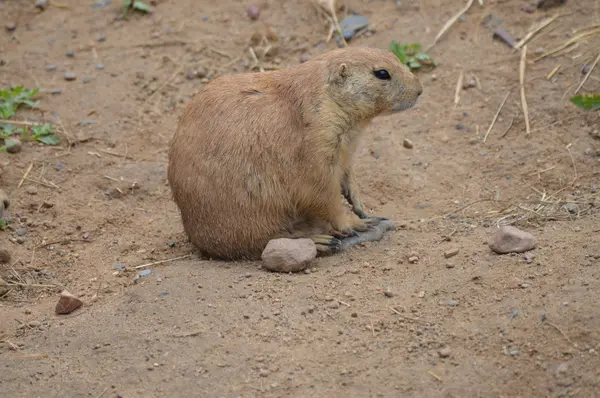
[320,47,423,119]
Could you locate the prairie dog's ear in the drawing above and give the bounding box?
[328,63,349,85]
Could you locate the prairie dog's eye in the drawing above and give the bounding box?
[373,69,391,80]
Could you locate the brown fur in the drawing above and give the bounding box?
[167,46,423,260]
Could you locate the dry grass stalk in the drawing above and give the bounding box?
[519,46,531,136]
[17,163,34,188]
[546,64,561,80]
[314,0,347,47]
[574,52,600,94]
[426,0,475,51]
[453,71,464,112]
[483,91,511,143]
[533,27,600,62]
[514,14,560,50]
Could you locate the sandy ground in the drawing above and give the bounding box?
[1,0,600,397]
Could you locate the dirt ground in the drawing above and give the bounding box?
[1,0,600,396]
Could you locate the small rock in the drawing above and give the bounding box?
[524,252,535,264]
[383,288,394,297]
[417,290,425,298]
[488,226,535,254]
[246,5,260,20]
[4,137,22,154]
[6,22,17,32]
[64,71,77,81]
[16,237,25,244]
[55,290,83,315]
[339,14,369,41]
[49,88,63,95]
[442,299,458,307]
[261,238,316,273]
[83,77,90,84]
[438,347,451,358]
[66,50,75,57]
[445,262,455,269]
[408,256,419,264]
[462,79,476,89]
[455,123,465,130]
[98,34,106,42]
[563,202,579,214]
[28,320,41,328]
[258,368,270,377]
[0,249,11,264]
[46,64,57,71]
[25,186,38,195]
[96,64,105,70]
[444,248,460,258]
[35,0,48,10]
[300,54,310,63]
[0,277,9,297]
[403,138,414,149]
[15,228,27,236]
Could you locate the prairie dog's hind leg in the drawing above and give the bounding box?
[277,219,343,256]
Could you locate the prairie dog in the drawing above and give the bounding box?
[167,46,423,260]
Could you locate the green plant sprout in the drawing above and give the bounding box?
[389,41,437,71]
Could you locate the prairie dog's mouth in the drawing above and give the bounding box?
[391,101,417,113]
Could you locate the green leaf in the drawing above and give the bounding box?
[31,123,53,137]
[408,60,422,69]
[133,1,152,13]
[570,94,600,110]
[36,135,61,145]
[0,218,6,229]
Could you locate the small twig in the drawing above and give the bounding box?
[519,46,531,136]
[388,307,428,324]
[427,370,442,382]
[146,64,184,102]
[452,71,463,112]
[546,64,561,80]
[336,299,351,307]
[483,91,511,143]
[248,47,265,73]
[499,116,515,139]
[545,321,575,347]
[566,143,578,184]
[7,282,57,288]
[0,339,20,350]
[426,0,475,51]
[0,120,44,127]
[98,149,134,160]
[533,27,600,62]
[18,163,34,189]
[24,177,59,189]
[96,387,109,398]
[134,254,193,270]
[514,14,560,50]
[574,52,600,94]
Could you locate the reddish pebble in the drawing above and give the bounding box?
[55,290,83,314]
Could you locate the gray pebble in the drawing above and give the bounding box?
[442,299,458,307]
[96,64,104,70]
[35,0,48,10]
[64,71,77,81]
[49,88,63,95]
[98,34,106,42]
[6,22,17,32]
[15,228,27,236]
[456,123,465,130]
[83,77,90,84]
[5,137,22,154]
[66,50,75,57]
[47,64,57,71]
[16,237,25,244]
